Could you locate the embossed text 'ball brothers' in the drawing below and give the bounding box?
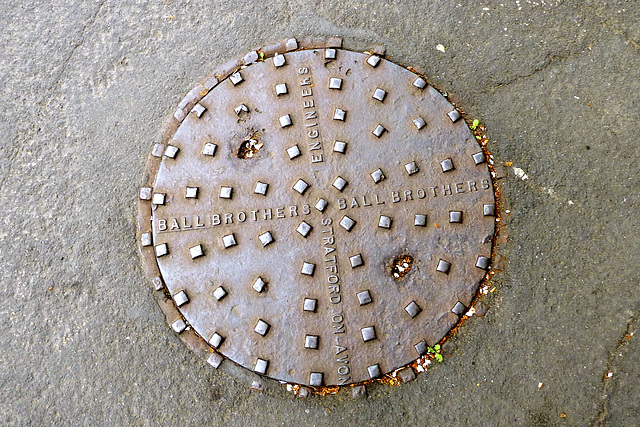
[138,39,496,389]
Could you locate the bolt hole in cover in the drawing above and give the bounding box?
[137,37,496,391]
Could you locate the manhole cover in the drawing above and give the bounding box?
[137,38,496,389]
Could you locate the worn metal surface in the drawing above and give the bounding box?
[138,41,495,388]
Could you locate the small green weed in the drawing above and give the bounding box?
[427,344,443,362]
[470,119,480,130]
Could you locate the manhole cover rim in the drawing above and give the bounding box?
[136,36,499,396]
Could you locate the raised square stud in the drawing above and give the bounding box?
[286,145,301,159]
[164,145,179,158]
[333,140,347,153]
[339,215,356,231]
[452,301,467,316]
[273,53,286,67]
[222,234,237,248]
[155,243,168,257]
[372,124,386,138]
[404,161,419,175]
[329,37,343,48]
[400,368,419,385]
[189,244,204,259]
[483,204,496,216]
[447,109,461,122]
[301,262,315,276]
[230,72,243,86]
[413,117,427,130]
[151,143,164,157]
[325,48,337,59]
[191,103,206,118]
[296,221,312,237]
[171,318,186,334]
[476,255,491,270]
[213,286,227,301]
[367,55,381,67]
[234,104,249,115]
[370,168,385,183]
[472,152,486,165]
[440,158,455,172]
[275,83,288,96]
[405,301,422,318]
[185,186,198,198]
[349,254,364,268]
[449,211,463,223]
[204,76,218,90]
[152,193,166,205]
[332,176,348,191]
[414,214,427,227]
[139,187,152,200]
[258,231,274,247]
[303,298,317,312]
[361,326,377,342]
[367,364,381,379]
[309,372,323,387]
[305,335,319,349]
[285,38,298,51]
[254,319,270,336]
[333,108,346,121]
[140,233,152,247]
[210,332,224,349]
[357,290,372,306]
[378,215,392,229]
[329,77,342,90]
[372,88,386,102]
[254,358,269,374]
[219,186,233,199]
[202,142,217,156]
[293,179,309,194]
[414,340,428,356]
[207,353,223,368]
[173,290,189,307]
[242,50,258,65]
[413,77,427,89]
[253,277,267,293]
[254,181,268,195]
[279,114,292,128]
[315,198,328,212]
[436,259,451,274]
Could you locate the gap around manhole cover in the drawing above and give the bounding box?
[137,37,498,394]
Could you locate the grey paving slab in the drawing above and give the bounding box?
[0,1,639,426]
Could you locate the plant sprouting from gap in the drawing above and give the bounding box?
[428,344,443,362]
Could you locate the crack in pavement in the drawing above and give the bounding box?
[484,1,640,93]
[485,48,588,92]
[0,0,107,194]
[46,0,108,98]
[602,22,640,52]
[591,6,640,54]
[590,313,637,426]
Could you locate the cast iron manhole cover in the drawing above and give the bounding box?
[137,38,496,389]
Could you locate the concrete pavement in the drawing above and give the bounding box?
[0,1,638,425]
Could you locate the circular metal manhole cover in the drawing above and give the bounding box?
[137,38,496,389]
